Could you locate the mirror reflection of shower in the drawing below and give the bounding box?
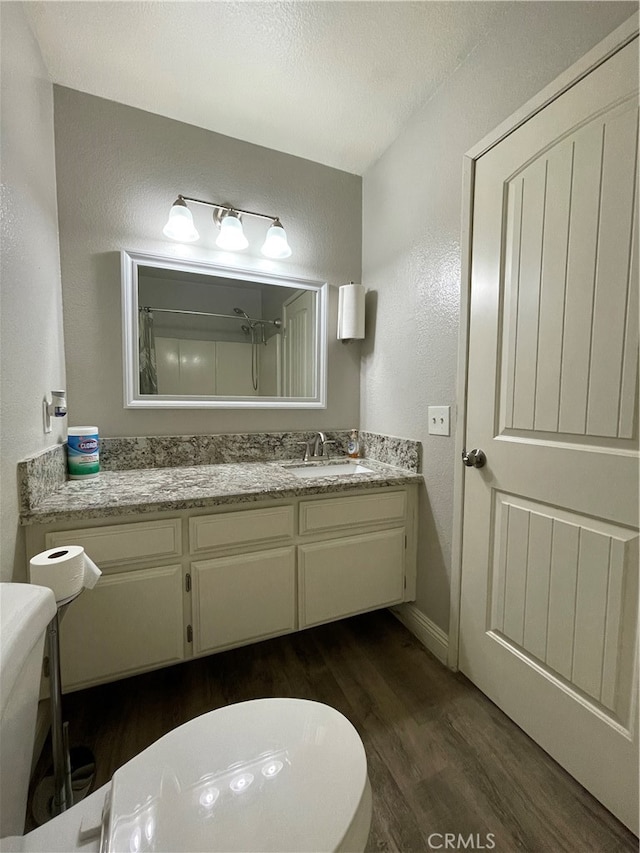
[234,307,260,391]
[136,263,301,398]
[232,308,282,392]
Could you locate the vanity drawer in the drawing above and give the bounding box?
[299,491,406,535]
[189,505,294,554]
[45,519,182,568]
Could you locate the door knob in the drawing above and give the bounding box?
[462,448,486,468]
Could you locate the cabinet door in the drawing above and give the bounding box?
[59,564,185,692]
[192,547,296,654]
[299,528,405,628]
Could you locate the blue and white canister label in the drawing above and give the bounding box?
[67,429,100,478]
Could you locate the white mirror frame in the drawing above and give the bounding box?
[121,250,327,409]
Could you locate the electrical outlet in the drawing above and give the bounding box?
[428,406,450,436]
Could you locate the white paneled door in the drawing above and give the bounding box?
[283,289,316,397]
[460,38,639,832]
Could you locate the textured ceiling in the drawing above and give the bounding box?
[25,1,504,175]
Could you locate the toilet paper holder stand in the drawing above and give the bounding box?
[34,591,95,823]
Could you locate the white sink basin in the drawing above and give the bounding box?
[284,460,374,479]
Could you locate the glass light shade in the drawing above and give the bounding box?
[261,222,292,259]
[216,212,249,251]
[162,202,199,242]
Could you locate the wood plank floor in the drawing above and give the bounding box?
[53,611,635,852]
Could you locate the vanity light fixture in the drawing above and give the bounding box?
[162,197,199,242]
[215,210,249,251]
[261,219,291,259]
[163,195,292,258]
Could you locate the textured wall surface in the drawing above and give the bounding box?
[361,2,636,633]
[0,3,66,582]
[53,88,362,436]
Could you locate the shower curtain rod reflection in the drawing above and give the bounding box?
[139,306,282,327]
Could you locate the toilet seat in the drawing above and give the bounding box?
[12,698,371,853]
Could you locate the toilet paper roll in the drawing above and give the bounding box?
[337,283,365,340]
[30,545,102,604]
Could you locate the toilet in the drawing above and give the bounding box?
[0,583,372,852]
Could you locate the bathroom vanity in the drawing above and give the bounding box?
[22,457,420,693]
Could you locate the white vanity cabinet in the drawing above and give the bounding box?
[56,563,186,689]
[191,548,297,654]
[41,519,187,692]
[26,485,417,693]
[299,529,406,628]
[297,491,409,628]
[188,505,297,655]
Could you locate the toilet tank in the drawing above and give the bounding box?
[0,583,56,837]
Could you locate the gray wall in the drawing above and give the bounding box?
[0,3,66,583]
[360,2,636,633]
[53,88,362,436]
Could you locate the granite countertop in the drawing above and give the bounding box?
[20,458,422,525]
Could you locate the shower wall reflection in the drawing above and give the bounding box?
[137,265,317,398]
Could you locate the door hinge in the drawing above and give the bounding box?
[404,577,407,590]
[187,625,193,643]
[185,573,191,593]
[404,534,407,549]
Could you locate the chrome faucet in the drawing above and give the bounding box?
[312,432,327,458]
[298,432,335,462]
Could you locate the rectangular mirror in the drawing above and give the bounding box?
[122,251,327,408]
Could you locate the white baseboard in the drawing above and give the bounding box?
[390,603,449,665]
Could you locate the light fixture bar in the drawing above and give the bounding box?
[177,195,279,224]
[164,195,292,257]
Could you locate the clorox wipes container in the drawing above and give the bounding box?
[67,426,100,479]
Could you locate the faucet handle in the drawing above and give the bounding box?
[296,441,312,462]
[322,439,337,460]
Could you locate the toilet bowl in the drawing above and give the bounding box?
[0,584,372,853]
